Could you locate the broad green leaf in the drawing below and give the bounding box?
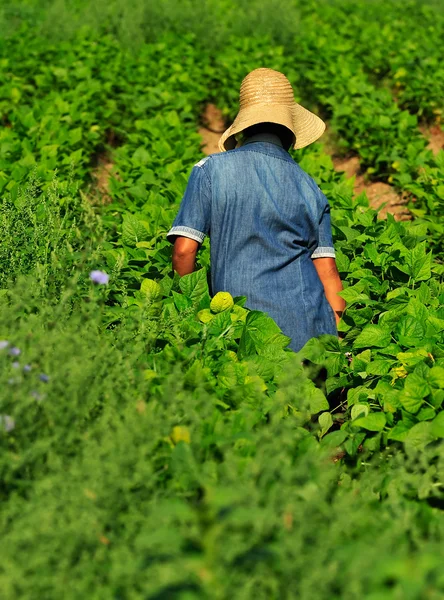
[319,411,333,437]
[379,305,409,328]
[365,359,394,375]
[338,226,361,242]
[140,278,162,301]
[324,352,347,377]
[128,185,147,200]
[386,287,409,301]
[405,242,432,282]
[69,127,82,144]
[121,215,148,246]
[431,412,444,438]
[239,311,290,356]
[326,374,348,395]
[344,432,366,456]
[351,351,370,373]
[404,372,430,399]
[431,389,444,409]
[335,250,350,273]
[209,310,232,332]
[162,299,178,320]
[351,403,369,420]
[339,286,370,304]
[416,407,436,421]
[383,389,402,412]
[413,362,430,380]
[399,372,430,414]
[320,335,342,352]
[307,384,329,414]
[347,385,370,406]
[363,432,382,452]
[353,324,391,349]
[231,305,248,323]
[298,337,326,364]
[353,412,386,432]
[132,146,151,165]
[363,243,380,264]
[321,429,348,449]
[246,355,276,380]
[197,308,214,323]
[427,317,444,334]
[165,110,181,127]
[404,422,436,448]
[234,295,248,307]
[179,268,209,303]
[172,290,192,311]
[416,282,432,304]
[210,291,234,313]
[429,366,444,388]
[346,306,374,327]
[406,298,428,323]
[218,362,245,388]
[396,349,429,366]
[395,315,425,345]
[388,421,411,442]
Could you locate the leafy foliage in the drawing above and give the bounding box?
[0,1,443,597]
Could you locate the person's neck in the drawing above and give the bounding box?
[243,132,284,148]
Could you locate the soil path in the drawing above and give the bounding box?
[89,131,121,204]
[332,121,444,221]
[419,123,444,156]
[331,155,411,221]
[198,103,226,155]
[90,152,114,204]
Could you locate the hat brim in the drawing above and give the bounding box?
[218,102,326,152]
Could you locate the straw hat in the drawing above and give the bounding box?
[218,68,326,152]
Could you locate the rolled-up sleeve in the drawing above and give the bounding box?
[167,160,211,244]
[311,187,336,259]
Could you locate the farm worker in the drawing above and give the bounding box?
[166,68,345,352]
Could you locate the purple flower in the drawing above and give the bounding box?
[89,270,109,285]
[39,373,50,383]
[8,346,20,357]
[0,415,15,432]
[23,364,32,372]
[0,340,9,350]
[12,361,20,369]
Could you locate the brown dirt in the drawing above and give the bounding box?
[90,152,115,204]
[419,123,444,156]
[198,103,225,155]
[88,131,122,204]
[332,155,411,221]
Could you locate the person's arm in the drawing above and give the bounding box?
[166,160,211,276]
[313,257,346,326]
[172,236,199,276]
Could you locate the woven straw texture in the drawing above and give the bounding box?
[218,68,326,152]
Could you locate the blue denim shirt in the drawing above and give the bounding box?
[167,133,337,351]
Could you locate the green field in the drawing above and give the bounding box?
[1,1,444,597]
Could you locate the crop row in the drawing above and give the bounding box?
[1,6,444,596]
[1,23,444,451]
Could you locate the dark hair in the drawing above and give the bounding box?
[241,122,295,151]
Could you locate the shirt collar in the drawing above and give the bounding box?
[242,132,284,148]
